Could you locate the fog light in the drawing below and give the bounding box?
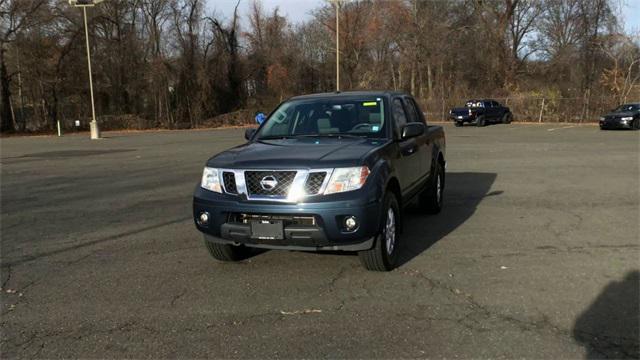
[198,212,210,226]
[344,216,358,231]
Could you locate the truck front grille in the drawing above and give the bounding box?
[223,171,237,194]
[304,172,327,195]
[245,171,297,196]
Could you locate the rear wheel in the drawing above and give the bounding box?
[420,160,445,214]
[204,239,252,262]
[359,193,400,271]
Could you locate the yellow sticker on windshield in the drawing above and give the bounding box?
[362,101,378,107]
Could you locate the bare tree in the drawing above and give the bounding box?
[599,33,640,103]
[1,0,635,133]
[0,0,48,132]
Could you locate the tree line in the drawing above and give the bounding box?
[1,0,639,132]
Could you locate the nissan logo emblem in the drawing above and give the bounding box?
[260,175,278,191]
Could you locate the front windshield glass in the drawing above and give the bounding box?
[614,104,640,112]
[256,98,386,139]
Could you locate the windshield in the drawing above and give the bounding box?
[614,104,640,112]
[466,100,483,108]
[256,97,386,139]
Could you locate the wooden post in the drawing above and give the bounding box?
[538,98,545,123]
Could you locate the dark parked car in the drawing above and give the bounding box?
[193,91,446,271]
[599,103,640,130]
[449,99,512,127]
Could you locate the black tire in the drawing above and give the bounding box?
[454,121,463,127]
[204,238,252,262]
[420,160,445,214]
[476,116,486,127]
[633,119,640,130]
[502,113,512,124]
[358,193,400,271]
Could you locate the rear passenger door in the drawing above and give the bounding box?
[392,97,422,193]
[403,97,431,180]
[484,101,497,122]
[491,101,502,121]
[494,101,506,120]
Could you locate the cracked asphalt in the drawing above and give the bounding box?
[1,123,638,358]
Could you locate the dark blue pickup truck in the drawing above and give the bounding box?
[450,99,512,127]
[193,91,446,271]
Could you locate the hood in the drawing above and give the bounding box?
[207,137,389,169]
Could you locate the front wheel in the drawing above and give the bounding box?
[476,116,486,127]
[359,193,400,271]
[633,119,640,130]
[502,113,512,124]
[454,121,463,127]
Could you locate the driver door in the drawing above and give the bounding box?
[392,97,422,194]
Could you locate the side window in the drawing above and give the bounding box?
[392,98,408,136]
[405,98,426,124]
[491,101,500,107]
[403,98,418,123]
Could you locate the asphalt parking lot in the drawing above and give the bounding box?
[1,123,638,358]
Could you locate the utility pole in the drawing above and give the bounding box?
[69,0,103,140]
[334,0,340,92]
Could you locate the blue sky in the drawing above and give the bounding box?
[213,0,640,33]
[622,0,640,34]
[211,0,317,24]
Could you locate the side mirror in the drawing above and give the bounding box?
[401,123,425,140]
[245,128,257,140]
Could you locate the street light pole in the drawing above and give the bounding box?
[335,0,340,92]
[82,6,99,139]
[70,0,103,139]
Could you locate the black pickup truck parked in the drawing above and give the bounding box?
[449,99,512,127]
[193,91,446,271]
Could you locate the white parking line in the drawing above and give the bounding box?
[547,125,577,132]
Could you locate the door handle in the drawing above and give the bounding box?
[402,145,418,156]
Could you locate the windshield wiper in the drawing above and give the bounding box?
[257,135,297,140]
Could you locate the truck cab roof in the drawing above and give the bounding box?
[289,90,410,101]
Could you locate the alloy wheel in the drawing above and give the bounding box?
[385,208,396,255]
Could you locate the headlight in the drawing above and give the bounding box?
[621,117,633,121]
[324,166,370,194]
[201,167,222,193]
[599,117,605,121]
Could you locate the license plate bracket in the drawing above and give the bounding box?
[250,220,284,240]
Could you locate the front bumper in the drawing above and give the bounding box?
[450,114,476,123]
[193,186,382,251]
[600,120,633,129]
